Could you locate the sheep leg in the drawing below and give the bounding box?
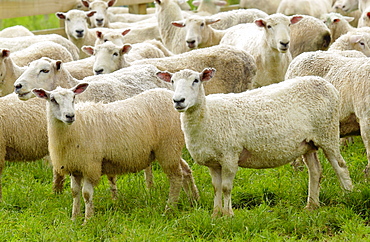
[82,178,94,224]
[0,159,3,201]
[221,164,238,217]
[107,175,117,199]
[53,169,65,193]
[71,174,82,221]
[179,158,199,205]
[322,148,353,191]
[209,166,223,217]
[359,121,370,177]
[162,162,183,211]
[144,165,154,189]
[302,151,322,210]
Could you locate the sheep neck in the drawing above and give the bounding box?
[181,89,208,131]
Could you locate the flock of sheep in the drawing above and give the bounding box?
[0,0,369,224]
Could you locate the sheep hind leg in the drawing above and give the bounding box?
[0,160,3,202]
[107,175,117,200]
[322,148,353,191]
[144,165,154,189]
[208,166,223,218]
[70,174,82,221]
[82,178,94,225]
[161,162,183,212]
[302,151,322,210]
[180,158,199,205]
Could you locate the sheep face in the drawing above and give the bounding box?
[94,29,130,46]
[32,83,88,124]
[157,68,216,112]
[90,42,131,75]
[0,49,10,92]
[333,0,359,12]
[172,16,220,49]
[14,57,61,100]
[82,0,116,27]
[255,14,302,53]
[56,10,96,40]
[349,34,370,56]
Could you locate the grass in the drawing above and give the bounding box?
[1,1,370,241]
[1,137,370,241]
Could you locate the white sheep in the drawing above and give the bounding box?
[0,25,34,38]
[209,8,269,30]
[322,12,356,42]
[334,0,360,12]
[220,13,303,88]
[56,9,103,59]
[289,15,331,58]
[32,84,199,223]
[154,0,189,54]
[328,29,370,56]
[0,93,65,200]
[171,15,225,49]
[82,41,168,75]
[156,68,353,217]
[0,42,75,97]
[285,50,370,176]
[0,34,80,61]
[358,6,370,27]
[239,0,282,15]
[192,0,227,15]
[277,0,333,19]
[63,56,96,80]
[332,0,361,27]
[129,45,258,94]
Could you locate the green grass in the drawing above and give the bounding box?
[1,137,370,241]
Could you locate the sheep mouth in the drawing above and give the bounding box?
[17,92,31,99]
[174,106,187,112]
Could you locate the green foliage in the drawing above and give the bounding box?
[0,14,60,31]
[1,137,370,241]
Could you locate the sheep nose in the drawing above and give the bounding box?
[186,40,196,48]
[14,83,22,92]
[76,30,84,37]
[280,41,289,48]
[65,114,75,123]
[96,18,104,24]
[173,98,185,104]
[95,69,104,75]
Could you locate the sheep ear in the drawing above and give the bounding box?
[255,19,266,28]
[200,68,216,82]
[96,31,103,39]
[156,71,173,83]
[172,21,186,28]
[82,46,94,56]
[87,11,96,18]
[367,12,370,18]
[1,49,10,58]
[206,18,221,25]
[290,15,303,24]
[122,45,132,54]
[333,18,341,23]
[55,12,66,20]
[344,16,354,22]
[349,35,362,43]
[215,0,227,6]
[122,29,131,36]
[32,88,50,100]
[72,83,89,95]
[108,0,116,7]
[81,0,90,8]
[55,60,63,71]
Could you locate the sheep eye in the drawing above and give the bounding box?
[40,69,49,73]
[104,39,108,42]
[267,25,272,29]
[113,52,119,56]
[201,23,204,27]
[360,42,365,46]
[50,97,58,104]
[66,18,70,21]
[193,79,199,84]
[171,80,174,84]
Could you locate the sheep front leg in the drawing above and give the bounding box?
[53,169,65,193]
[82,178,94,224]
[0,159,4,201]
[302,152,322,210]
[71,174,82,221]
[359,120,370,178]
[208,166,222,217]
[221,164,238,217]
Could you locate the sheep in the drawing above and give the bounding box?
[192,0,227,15]
[156,68,353,217]
[0,49,27,97]
[277,0,333,19]
[239,0,282,15]
[56,9,103,59]
[0,93,65,201]
[82,41,168,75]
[220,13,303,88]
[0,34,80,61]
[289,15,331,58]
[32,84,199,223]
[285,50,370,176]
[358,6,370,27]
[334,0,360,12]
[124,45,258,94]
[171,15,226,49]
[332,0,361,27]
[322,12,356,42]
[209,8,269,30]
[0,25,34,38]
[328,29,370,56]
[63,56,95,80]
[154,0,189,54]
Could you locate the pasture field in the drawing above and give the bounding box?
[1,7,370,242]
